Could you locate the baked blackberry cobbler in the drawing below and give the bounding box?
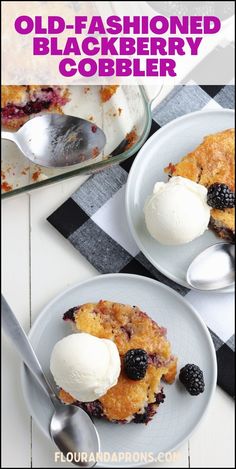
[1,85,69,129]
[59,300,177,424]
[165,129,235,242]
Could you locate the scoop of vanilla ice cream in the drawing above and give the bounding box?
[144,176,211,245]
[50,332,121,402]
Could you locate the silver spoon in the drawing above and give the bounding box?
[186,243,235,291]
[1,114,106,168]
[1,295,100,467]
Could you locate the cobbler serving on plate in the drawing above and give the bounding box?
[165,129,235,242]
[59,300,177,424]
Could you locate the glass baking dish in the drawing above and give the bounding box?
[1,85,156,199]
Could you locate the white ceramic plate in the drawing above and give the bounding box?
[126,109,235,293]
[21,274,217,468]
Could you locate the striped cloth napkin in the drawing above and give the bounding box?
[48,84,235,397]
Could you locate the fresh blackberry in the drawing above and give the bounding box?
[124,349,148,380]
[179,364,205,396]
[207,183,235,209]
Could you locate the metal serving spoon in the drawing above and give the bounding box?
[1,114,106,168]
[186,243,235,291]
[1,295,100,467]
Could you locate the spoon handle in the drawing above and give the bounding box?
[1,295,57,403]
[1,131,17,142]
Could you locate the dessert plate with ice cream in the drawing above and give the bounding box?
[21,274,216,467]
[126,109,235,292]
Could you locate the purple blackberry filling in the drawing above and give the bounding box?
[73,389,165,425]
[133,404,156,424]
[120,325,133,339]
[133,389,165,424]
[82,400,104,418]
[148,354,163,366]
[155,390,166,404]
[73,399,105,419]
[159,326,167,336]
[209,217,235,242]
[2,100,51,120]
[1,87,69,127]
[63,306,79,322]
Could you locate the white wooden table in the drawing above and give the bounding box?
[2,176,235,468]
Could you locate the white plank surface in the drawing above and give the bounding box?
[2,177,235,468]
[2,194,31,468]
[189,387,235,468]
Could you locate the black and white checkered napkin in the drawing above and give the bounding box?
[48,84,235,398]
